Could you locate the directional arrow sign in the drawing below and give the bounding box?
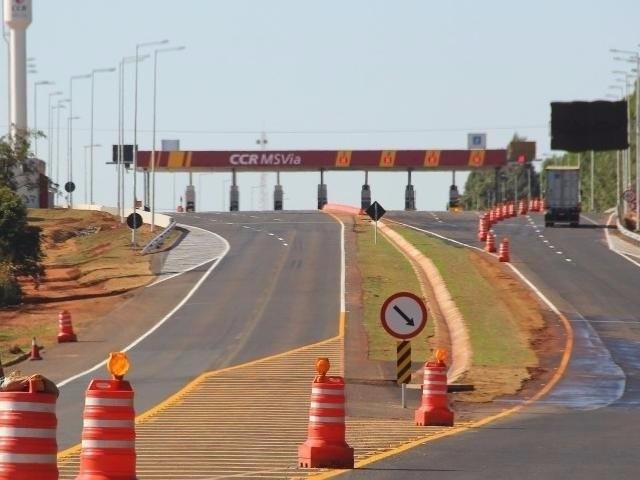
[380,292,427,339]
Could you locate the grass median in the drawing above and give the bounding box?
[355,218,434,363]
[387,223,544,400]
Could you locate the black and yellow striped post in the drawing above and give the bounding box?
[397,340,411,408]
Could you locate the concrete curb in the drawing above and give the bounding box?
[377,221,472,383]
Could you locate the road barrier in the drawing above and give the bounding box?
[141,220,178,255]
[0,378,58,480]
[77,353,136,480]
[485,231,496,253]
[477,215,488,242]
[415,351,454,427]
[498,237,510,262]
[298,358,353,469]
[57,310,77,343]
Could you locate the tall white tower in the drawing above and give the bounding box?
[3,0,31,134]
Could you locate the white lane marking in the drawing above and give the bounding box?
[549,245,555,249]
[566,258,572,262]
[543,240,549,243]
[538,235,544,238]
[557,251,563,254]
[58,226,231,388]
[277,237,283,241]
[242,225,250,229]
[283,243,288,246]
[268,233,275,236]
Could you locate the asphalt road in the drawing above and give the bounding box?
[338,211,640,479]
[53,210,341,450]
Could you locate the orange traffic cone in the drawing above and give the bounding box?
[485,231,496,253]
[28,337,42,361]
[415,350,454,426]
[298,358,354,469]
[57,310,77,343]
[498,237,510,262]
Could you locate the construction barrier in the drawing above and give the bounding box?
[485,231,496,253]
[57,310,77,343]
[498,237,510,262]
[298,358,353,469]
[415,357,454,426]
[76,379,136,480]
[0,378,58,480]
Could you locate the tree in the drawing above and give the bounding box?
[0,186,44,305]
[0,131,33,190]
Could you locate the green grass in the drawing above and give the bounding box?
[390,225,537,368]
[355,220,434,362]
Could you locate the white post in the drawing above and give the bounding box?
[636,58,640,230]
[590,151,595,212]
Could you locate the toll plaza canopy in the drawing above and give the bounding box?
[135,149,508,172]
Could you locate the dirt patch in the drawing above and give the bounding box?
[0,208,175,364]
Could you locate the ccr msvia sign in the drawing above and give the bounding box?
[229,153,302,166]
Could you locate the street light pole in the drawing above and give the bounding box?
[89,67,115,204]
[83,144,101,204]
[33,80,53,157]
[151,45,185,231]
[68,74,91,207]
[47,90,62,174]
[133,39,168,244]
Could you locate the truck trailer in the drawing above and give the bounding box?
[544,166,581,227]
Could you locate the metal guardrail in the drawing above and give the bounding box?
[616,217,640,243]
[141,220,178,255]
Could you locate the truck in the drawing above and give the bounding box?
[544,166,581,227]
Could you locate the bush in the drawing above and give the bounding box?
[0,271,21,306]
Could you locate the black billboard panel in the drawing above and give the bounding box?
[551,100,628,152]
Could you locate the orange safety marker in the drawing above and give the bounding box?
[57,310,77,343]
[0,378,58,480]
[498,237,510,262]
[76,352,136,480]
[298,358,354,469]
[477,217,487,242]
[485,231,496,253]
[28,337,42,361]
[415,349,454,426]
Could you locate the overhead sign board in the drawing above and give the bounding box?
[467,133,487,150]
[380,292,428,339]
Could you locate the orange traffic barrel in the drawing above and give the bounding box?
[415,360,454,426]
[76,379,136,480]
[29,337,42,361]
[485,231,496,253]
[57,310,77,343]
[0,378,58,480]
[498,237,510,262]
[298,370,353,469]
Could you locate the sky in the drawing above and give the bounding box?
[3,0,640,211]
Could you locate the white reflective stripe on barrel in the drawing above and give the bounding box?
[0,452,57,464]
[0,426,56,438]
[82,419,135,428]
[422,389,447,395]
[0,401,55,413]
[311,388,344,396]
[423,380,447,386]
[309,415,344,424]
[81,439,135,449]
[85,397,133,407]
[310,401,344,409]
